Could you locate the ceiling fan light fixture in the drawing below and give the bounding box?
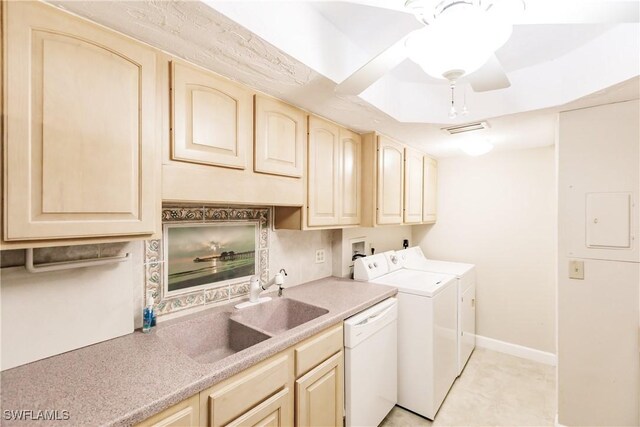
[404,0,515,80]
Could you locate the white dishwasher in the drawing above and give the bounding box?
[344,297,398,427]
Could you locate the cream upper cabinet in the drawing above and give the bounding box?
[423,156,438,223]
[377,136,405,225]
[254,95,305,178]
[171,61,251,169]
[404,147,424,224]
[339,129,362,225]
[295,351,344,427]
[307,116,341,227]
[3,1,158,243]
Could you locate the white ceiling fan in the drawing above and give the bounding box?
[336,0,639,96]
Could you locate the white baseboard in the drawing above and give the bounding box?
[475,335,557,366]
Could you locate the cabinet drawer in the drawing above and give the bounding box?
[207,353,290,427]
[136,394,199,427]
[295,324,343,377]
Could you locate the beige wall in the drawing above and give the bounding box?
[413,146,556,354]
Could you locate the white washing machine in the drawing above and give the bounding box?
[397,247,477,375]
[354,252,458,420]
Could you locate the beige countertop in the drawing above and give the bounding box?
[1,277,397,426]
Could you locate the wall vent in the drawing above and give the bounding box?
[442,121,490,135]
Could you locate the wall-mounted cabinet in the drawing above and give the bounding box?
[362,133,403,226]
[275,116,361,230]
[254,95,306,178]
[162,62,305,207]
[171,61,251,169]
[307,117,341,227]
[404,148,424,224]
[423,156,438,223]
[362,133,437,226]
[339,129,362,226]
[2,1,160,248]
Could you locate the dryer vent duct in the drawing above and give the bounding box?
[442,121,490,135]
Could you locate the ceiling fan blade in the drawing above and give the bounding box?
[466,55,511,92]
[336,36,409,95]
[513,0,639,24]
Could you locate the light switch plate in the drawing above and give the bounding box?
[569,260,584,280]
[315,249,325,264]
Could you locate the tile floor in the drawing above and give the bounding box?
[379,348,556,427]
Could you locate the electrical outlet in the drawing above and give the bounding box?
[315,249,325,264]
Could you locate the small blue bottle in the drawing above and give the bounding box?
[143,293,155,333]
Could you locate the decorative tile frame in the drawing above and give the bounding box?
[144,206,269,316]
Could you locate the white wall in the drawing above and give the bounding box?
[269,229,333,287]
[413,146,556,354]
[557,100,639,426]
[0,224,335,369]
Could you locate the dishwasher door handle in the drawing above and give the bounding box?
[354,304,396,327]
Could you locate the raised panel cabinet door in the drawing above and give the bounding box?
[339,129,362,225]
[4,1,157,240]
[404,147,423,224]
[226,388,291,427]
[254,95,305,178]
[423,156,438,223]
[307,116,341,227]
[171,61,251,169]
[295,351,344,427]
[377,136,404,225]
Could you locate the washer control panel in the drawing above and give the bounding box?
[353,253,389,281]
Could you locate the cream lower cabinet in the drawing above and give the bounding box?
[3,1,159,247]
[141,323,345,427]
[423,156,438,223]
[295,351,344,427]
[136,395,200,427]
[404,148,424,224]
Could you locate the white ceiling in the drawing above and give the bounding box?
[48,0,640,157]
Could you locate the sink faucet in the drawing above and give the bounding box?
[262,268,288,297]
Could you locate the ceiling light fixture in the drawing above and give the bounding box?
[459,139,494,156]
[404,0,524,117]
[405,0,522,81]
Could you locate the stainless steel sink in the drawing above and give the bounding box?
[157,311,270,364]
[230,298,329,335]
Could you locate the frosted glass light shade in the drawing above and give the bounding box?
[459,139,494,156]
[405,2,513,79]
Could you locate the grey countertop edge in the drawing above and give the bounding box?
[2,277,397,427]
